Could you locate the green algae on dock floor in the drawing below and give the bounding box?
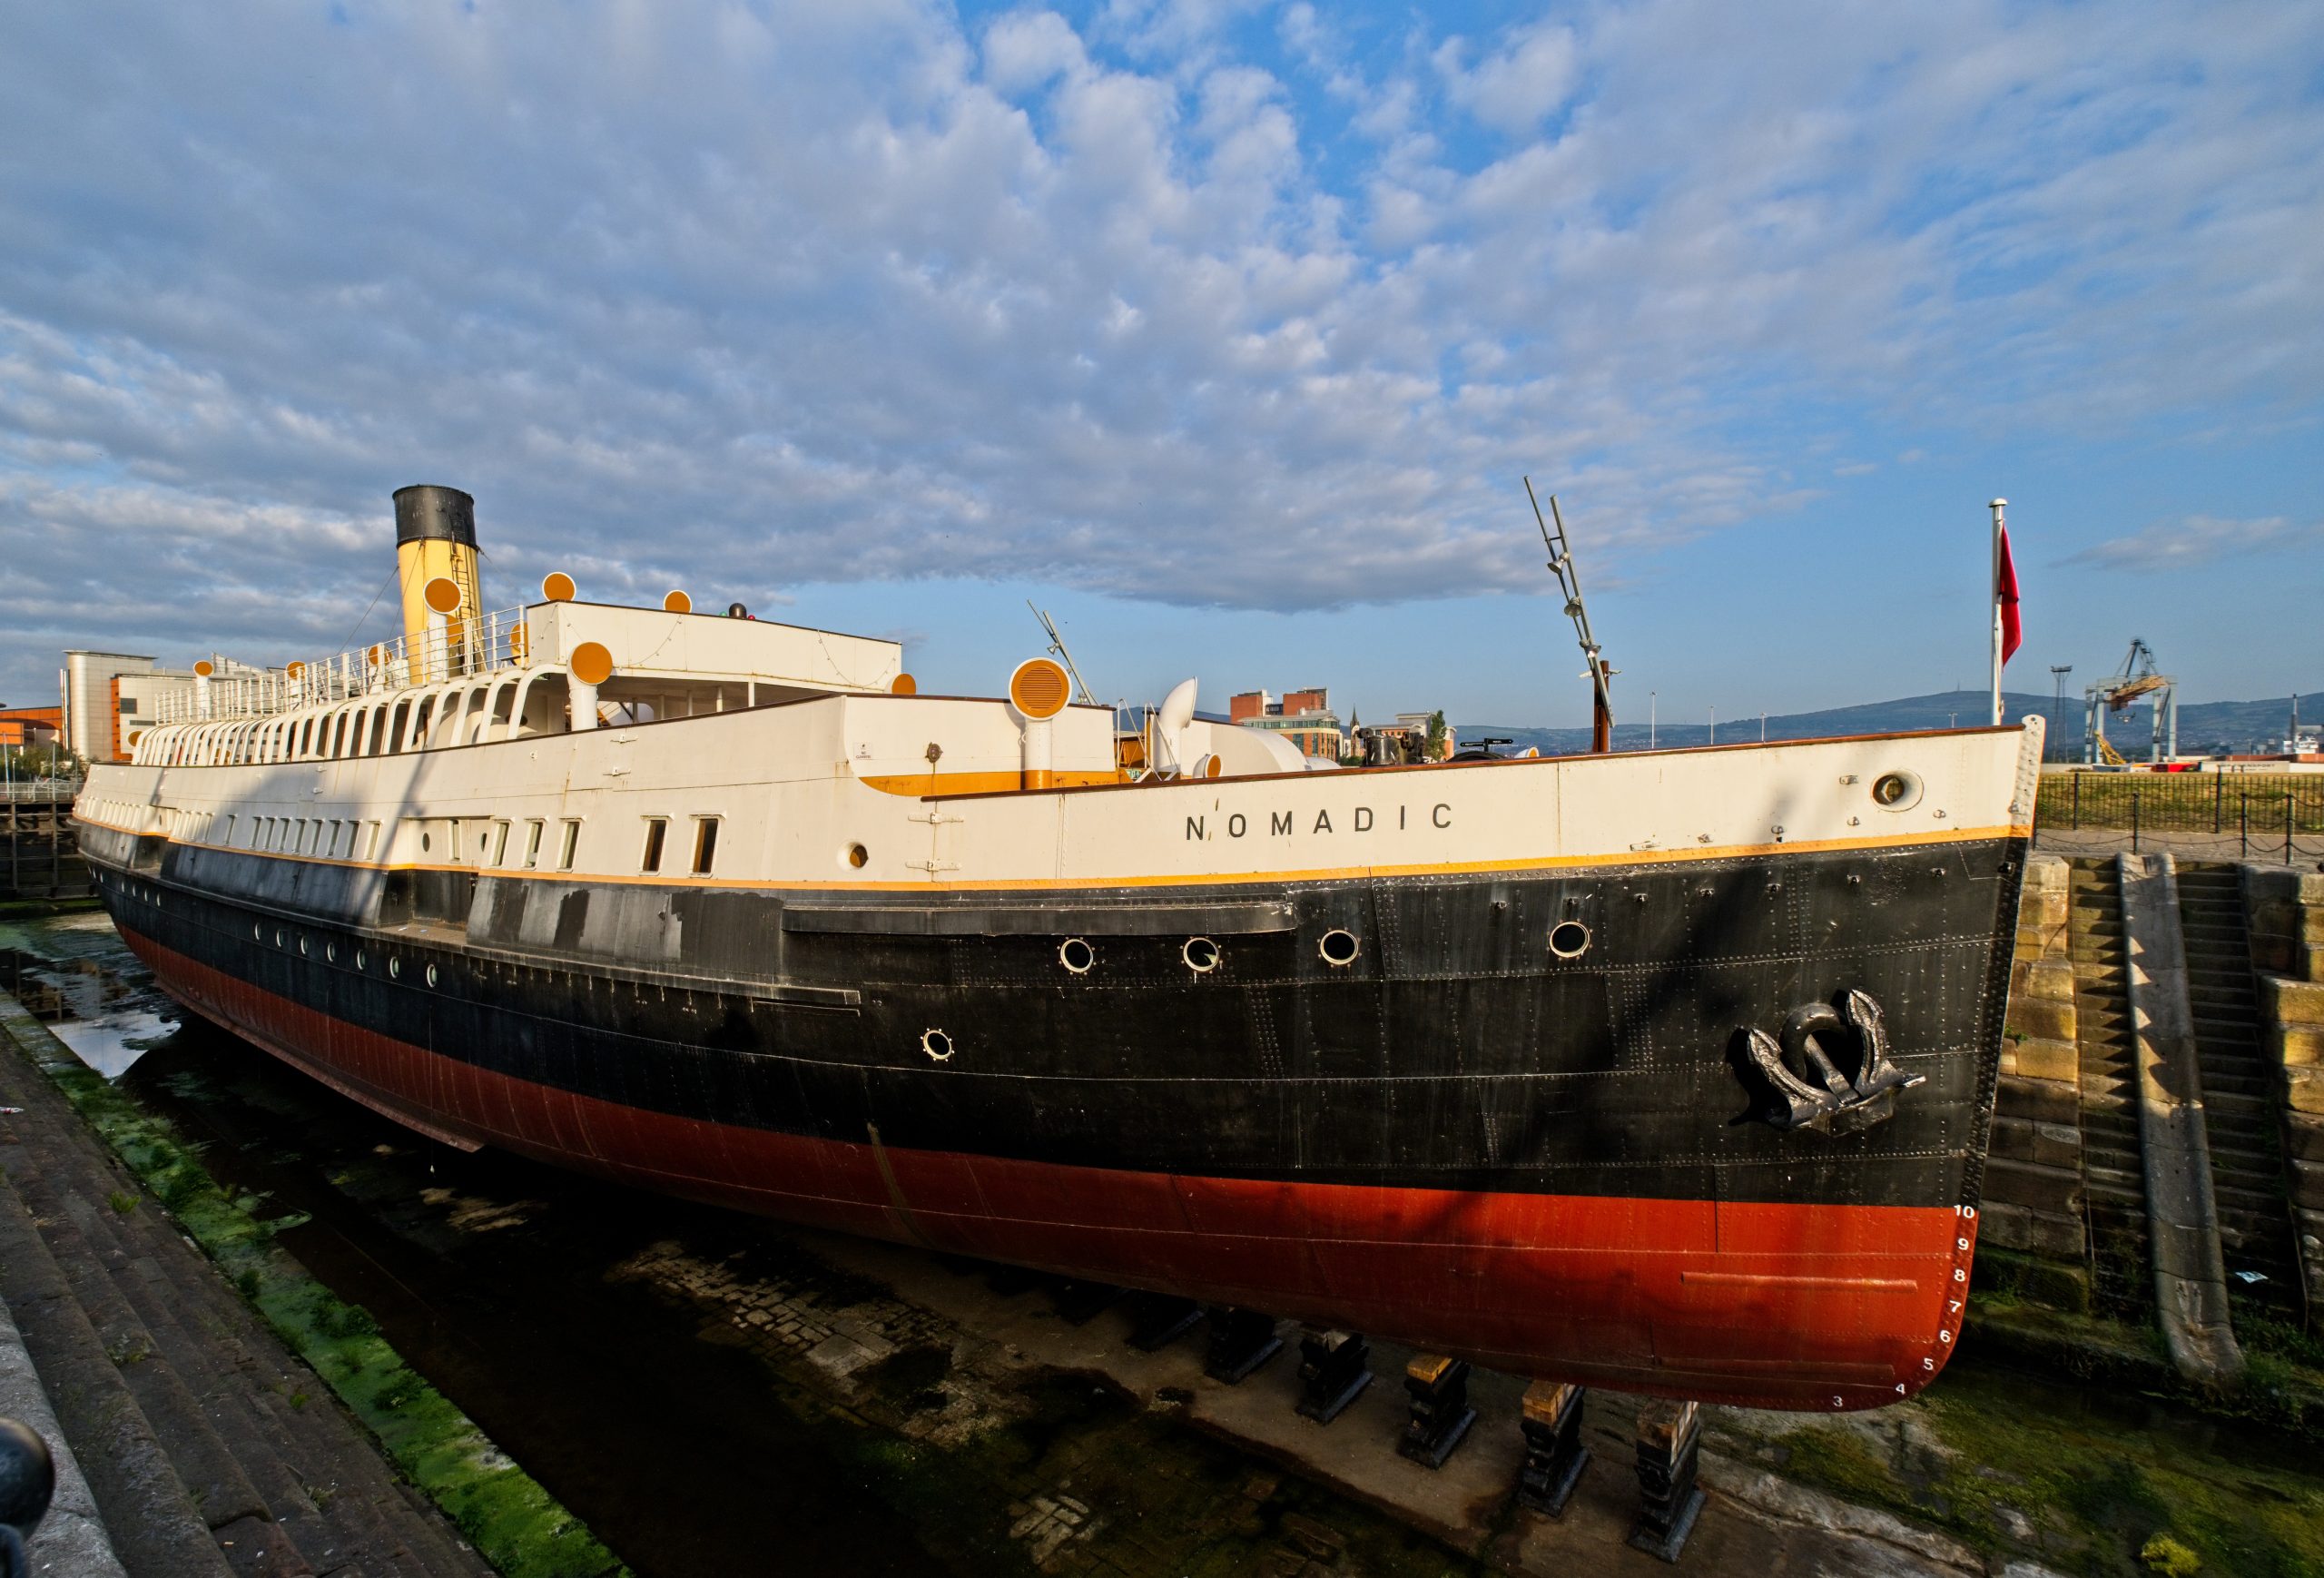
[1715,1354,2324,1576]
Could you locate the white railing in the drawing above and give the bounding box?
[152,606,534,726]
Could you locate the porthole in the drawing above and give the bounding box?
[1182,936,1221,974]
[1058,937,1096,974]
[1870,770,1925,812]
[326,942,336,962]
[921,1028,955,1062]
[1549,920,1592,960]
[274,930,284,948]
[1319,928,1360,967]
[298,936,309,957]
[389,957,402,980]
[252,922,262,941]
[355,949,367,971]
[426,963,439,988]
[844,843,870,870]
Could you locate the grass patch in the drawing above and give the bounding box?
[2038,771,2324,833]
[0,996,626,1578]
[1760,1360,2324,1576]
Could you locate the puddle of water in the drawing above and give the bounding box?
[2,921,177,1078]
[48,1008,176,1078]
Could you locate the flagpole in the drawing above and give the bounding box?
[1988,498,2006,726]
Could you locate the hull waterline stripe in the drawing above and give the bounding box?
[114,922,1980,1412]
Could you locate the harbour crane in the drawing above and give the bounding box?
[2083,638,2177,765]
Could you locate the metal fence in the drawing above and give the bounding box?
[2035,773,2324,863]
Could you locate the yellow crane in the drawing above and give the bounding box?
[2083,639,2178,764]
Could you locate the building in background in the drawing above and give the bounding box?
[1230,686,1345,761]
[0,706,62,753]
[62,652,200,764]
[1354,711,1454,765]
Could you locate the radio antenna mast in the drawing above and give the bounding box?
[1524,478,1615,753]
[1028,601,1098,705]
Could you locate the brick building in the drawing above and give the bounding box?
[1229,687,1345,761]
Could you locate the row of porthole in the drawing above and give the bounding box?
[105,874,162,909]
[251,922,438,986]
[1048,922,1590,975]
[1054,935,1229,975]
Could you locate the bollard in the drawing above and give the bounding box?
[1294,1327,1372,1424]
[1397,1354,1476,1469]
[1628,1398,1707,1563]
[1516,1380,1590,1517]
[0,1416,54,1578]
[1201,1307,1285,1384]
[1126,1293,1205,1352]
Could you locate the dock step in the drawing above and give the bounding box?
[0,996,490,1576]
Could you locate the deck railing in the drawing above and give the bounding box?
[150,607,533,727]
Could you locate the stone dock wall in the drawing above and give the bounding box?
[1983,854,2091,1305]
[1980,855,2323,1341]
[2247,867,2324,1328]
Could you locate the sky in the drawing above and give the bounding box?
[1,0,2319,731]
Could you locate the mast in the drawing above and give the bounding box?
[1525,478,1615,753]
[1027,601,1097,706]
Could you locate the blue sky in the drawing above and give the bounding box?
[1,0,2319,729]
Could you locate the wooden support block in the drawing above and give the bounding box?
[1295,1327,1372,1424]
[1516,1379,1590,1517]
[1629,1398,1707,1563]
[1397,1354,1476,1470]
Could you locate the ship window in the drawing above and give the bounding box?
[222,814,235,846]
[363,822,381,861]
[640,817,668,873]
[524,820,545,869]
[301,820,320,854]
[491,820,510,866]
[557,820,580,872]
[691,816,720,875]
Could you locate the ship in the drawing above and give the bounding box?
[74,486,2043,1412]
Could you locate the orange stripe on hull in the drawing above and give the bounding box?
[120,925,1979,1412]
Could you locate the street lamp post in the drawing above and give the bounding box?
[2050,666,2073,763]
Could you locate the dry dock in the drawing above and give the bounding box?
[3,856,2322,1577]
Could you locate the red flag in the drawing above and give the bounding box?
[1995,527,2021,665]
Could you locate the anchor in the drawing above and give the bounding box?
[1730,988,1924,1134]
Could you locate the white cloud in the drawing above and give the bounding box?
[2063,515,2322,572]
[1438,23,1581,136]
[0,0,2318,705]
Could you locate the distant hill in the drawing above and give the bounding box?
[1460,690,2316,757]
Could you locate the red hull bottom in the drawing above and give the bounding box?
[122,927,1976,1411]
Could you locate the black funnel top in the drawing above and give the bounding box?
[393,485,477,548]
